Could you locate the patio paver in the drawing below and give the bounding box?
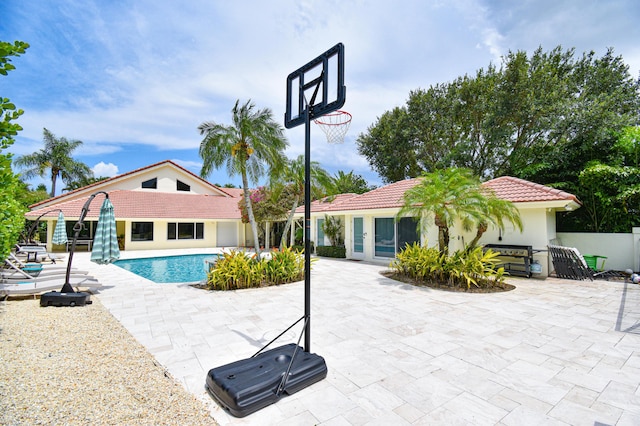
[72,250,640,425]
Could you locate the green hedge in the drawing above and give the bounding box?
[316,245,346,258]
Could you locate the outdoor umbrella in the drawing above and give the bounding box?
[51,211,68,245]
[90,198,120,265]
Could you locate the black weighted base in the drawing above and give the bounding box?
[206,343,327,417]
[40,291,92,307]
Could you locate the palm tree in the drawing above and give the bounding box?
[330,170,373,195]
[198,100,288,258]
[466,192,523,249]
[398,168,488,256]
[270,154,332,249]
[14,128,93,197]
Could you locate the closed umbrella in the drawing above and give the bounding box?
[51,211,68,245]
[90,198,120,265]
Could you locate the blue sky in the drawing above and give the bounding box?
[1,0,639,194]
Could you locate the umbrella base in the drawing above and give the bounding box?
[40,291,92,307]
[205,343,327,417]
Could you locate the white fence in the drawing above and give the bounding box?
[557,228,640,272]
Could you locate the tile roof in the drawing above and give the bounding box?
[29,160,231,209]
[483,176,580,204]
[27,190,242,220]
[297,175,580,213]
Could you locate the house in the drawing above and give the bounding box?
[294,176,581,277]
[25,160,254,251]
[26,160,581,277]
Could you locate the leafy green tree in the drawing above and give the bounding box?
[14,128,93,197]
[358,46,639,183]
[237,185,292,247]
[199,99,288,257]
[330,170,375,194]
[0,40,29,259]
[398,168,488,256]
[270,154,332,249]
[357,107,420,183]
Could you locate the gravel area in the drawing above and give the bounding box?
[0,296,218,426]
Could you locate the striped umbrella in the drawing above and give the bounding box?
[90,198,120,265]
[52,211,68,245]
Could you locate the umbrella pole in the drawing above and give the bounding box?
[62,191,108,293]
[24,209,62,244]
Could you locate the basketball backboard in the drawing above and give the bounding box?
[285,43,345,129]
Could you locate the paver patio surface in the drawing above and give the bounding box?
[73,250,640,425]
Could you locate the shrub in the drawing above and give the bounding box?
[390,243,506,290]
[316,245,346,258]
[206,247,306,290]
[207,250,262,290]
[263,247,305,285]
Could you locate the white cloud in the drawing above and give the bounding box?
[92,161,119,177]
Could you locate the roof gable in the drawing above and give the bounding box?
[30,160,233,209]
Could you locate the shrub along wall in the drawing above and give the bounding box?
[316,246,346,258]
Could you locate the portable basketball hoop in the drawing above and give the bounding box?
[206,43,346,418]
[314,110,351,144]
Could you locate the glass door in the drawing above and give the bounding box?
[352,217,364,260]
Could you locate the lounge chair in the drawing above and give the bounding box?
[547,245,622,281]
[14,244,63,263]
[2,258,88,281]
[0,275,102,298]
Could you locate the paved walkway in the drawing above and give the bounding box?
[72,250,640,425]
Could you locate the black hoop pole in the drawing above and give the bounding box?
[304,106,312,353]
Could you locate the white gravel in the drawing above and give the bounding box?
[0,296,218,426]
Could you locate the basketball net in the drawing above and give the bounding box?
[314,110,352,144]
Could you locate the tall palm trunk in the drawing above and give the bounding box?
[242,172,261,260]
[279,194,300,250]
[50,170,58,197]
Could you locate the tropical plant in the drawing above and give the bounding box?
[14,128,93,197]
[270,154,332,249]
[390,243,507,290]
[206,248,305,290]
[207,250,263,290]
[262,247,305,285]
[321,214,344,246]
[398,168,488,255]
[199,100,288,258]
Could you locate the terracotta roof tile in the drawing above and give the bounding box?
[27,190,242,220]
[483,176,580,204]
[297,175,580,213]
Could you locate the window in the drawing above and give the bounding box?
[167,222,204,240]
[142,178,157,189]
[374,218,395,258]
[177,180,191,192]
[374,217,420,258]
[132,222,154,241]
[397,217,420,251]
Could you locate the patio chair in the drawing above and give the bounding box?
[0,275,102,299]
[3,256,88,278]
[547,245,621,281]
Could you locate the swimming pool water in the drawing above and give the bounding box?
[114,254,219,283]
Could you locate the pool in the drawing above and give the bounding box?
[114,253,219,283]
